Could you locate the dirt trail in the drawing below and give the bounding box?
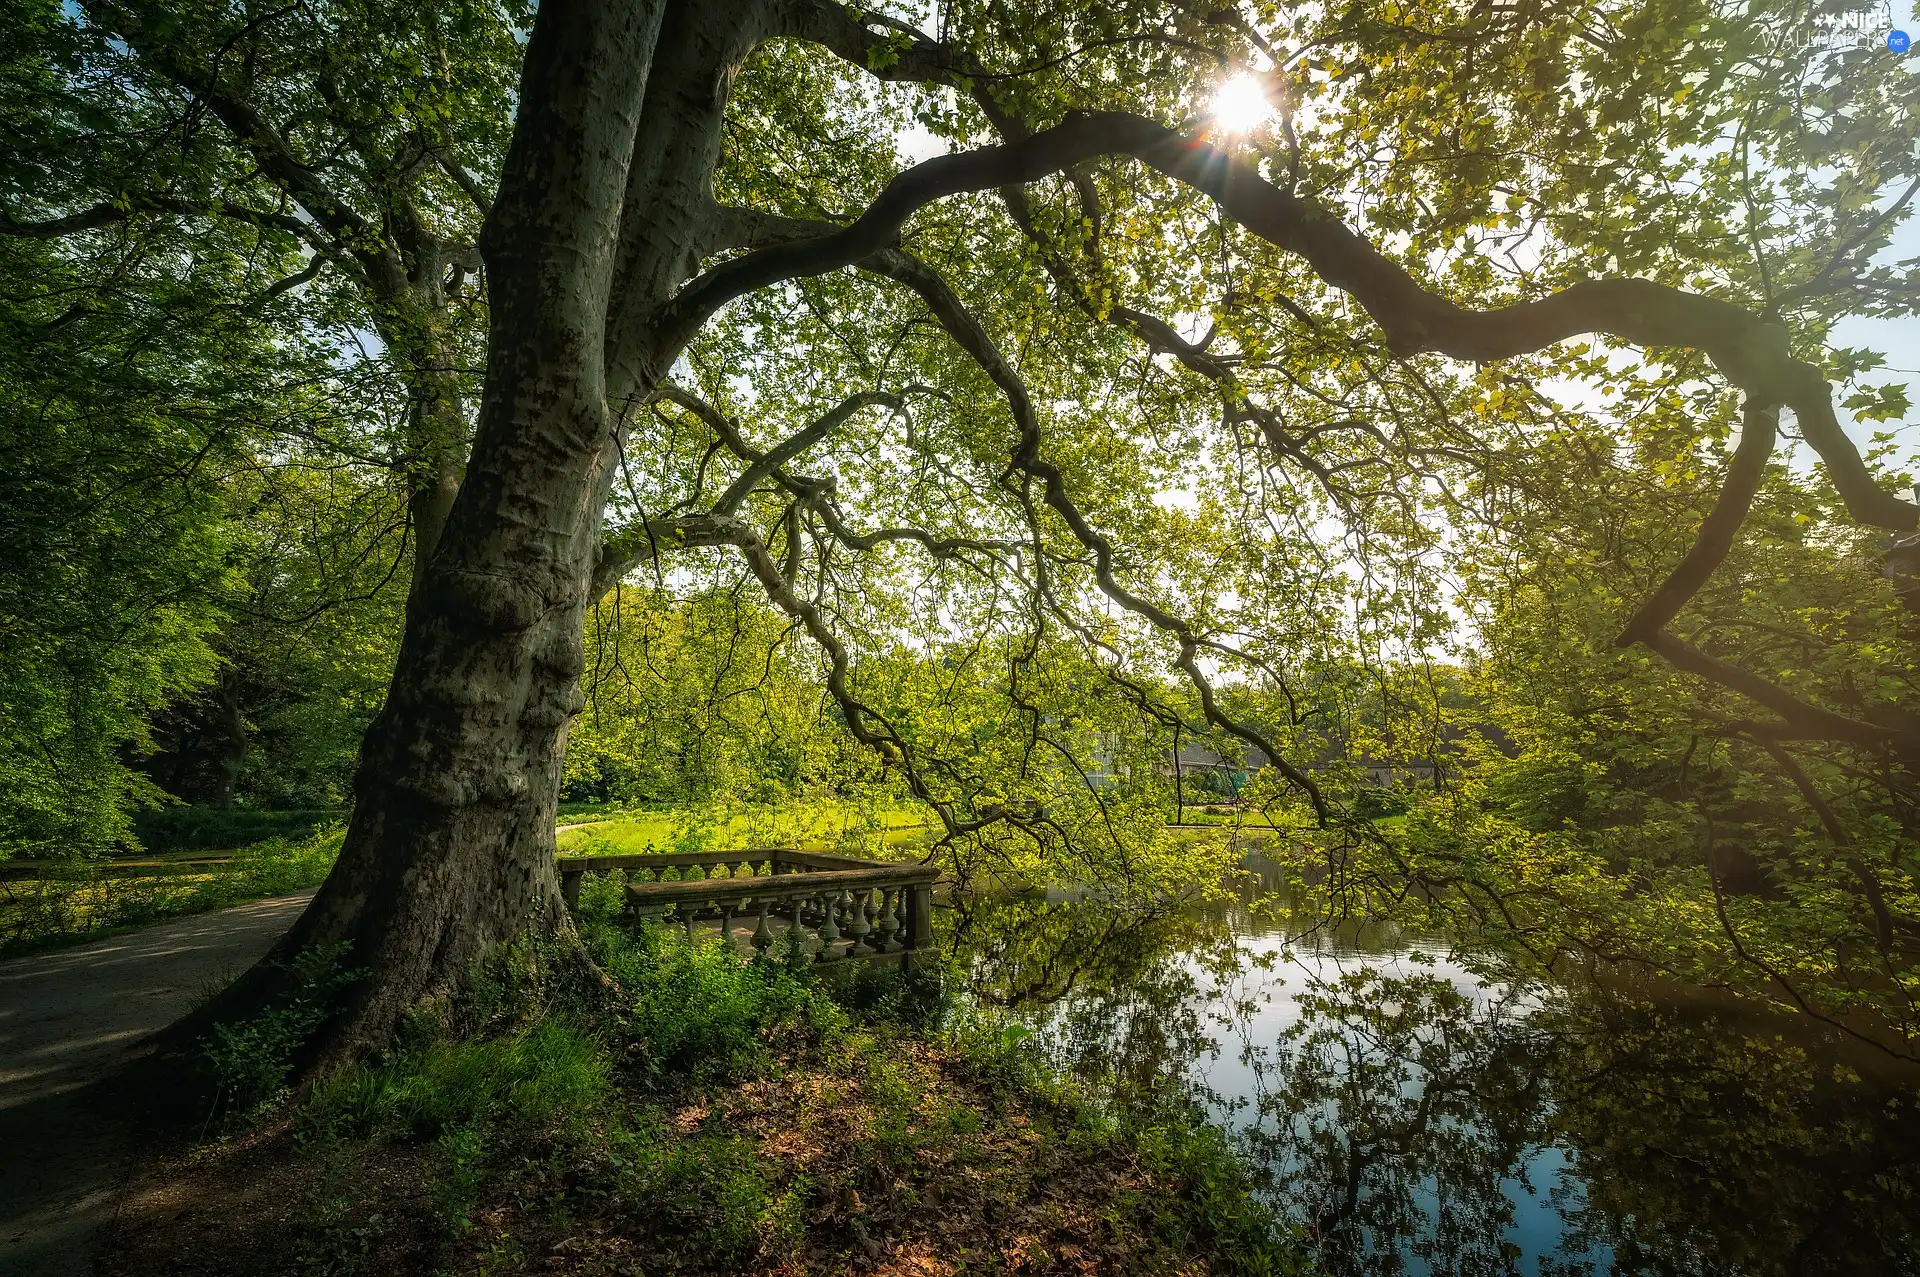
[0,892,313,1276]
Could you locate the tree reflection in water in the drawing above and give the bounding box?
[944,870,1920,1276]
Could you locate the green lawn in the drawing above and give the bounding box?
[557,801,931,858]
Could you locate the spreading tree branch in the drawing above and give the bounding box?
[1645,630,1908,747]
[664,110,1915,534]
[81,0,403,295]
[862,247,1331,819]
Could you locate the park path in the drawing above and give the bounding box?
[0,891,314,1276]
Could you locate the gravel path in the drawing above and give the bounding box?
[0,892,313,1275]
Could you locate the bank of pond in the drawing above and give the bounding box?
[949,856,1920,1275]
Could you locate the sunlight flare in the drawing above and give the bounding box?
[1210,72,1274,134]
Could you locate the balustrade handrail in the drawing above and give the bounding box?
[622,862,936,907]
[554,847,879,873]
[553,846,940,963]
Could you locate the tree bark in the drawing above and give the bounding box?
[177,0,681,1066]
[401,358,469,592]
[210,673,248,810]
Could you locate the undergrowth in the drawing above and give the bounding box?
[133,806,344,853]
[194,870,1302,1274]
[203,940,358,1130]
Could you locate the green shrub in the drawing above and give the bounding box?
[134,805,342,852]
[306,1018,611,1144]
[585,916,845,1083]
[1352,784,1411,821]
[828,950,956,1029]
[203,942,357,1128]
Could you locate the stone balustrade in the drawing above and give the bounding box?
[555,848,938,963]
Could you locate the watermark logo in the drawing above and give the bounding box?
[1796,1,1904,54]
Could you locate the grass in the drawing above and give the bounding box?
[0,826,343,958]
[557,798,932,859]
[104,875,1305,1275]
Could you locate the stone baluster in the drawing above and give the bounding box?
[903,882,932,951]
[680,901,697,945]
[751,899,774,954]
[876,887,902,952]
[788,892,808,960]
[816,890,842,961]
[844,888,872,953]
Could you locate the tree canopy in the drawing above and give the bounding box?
[2,0,1915,1057]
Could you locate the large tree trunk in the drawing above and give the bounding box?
[166,0,794,1073]
[175,0,684,1067]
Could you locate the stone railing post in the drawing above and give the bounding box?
[903,881,933,951]
[816,889,842,961]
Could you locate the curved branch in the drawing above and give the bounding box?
[600,384,1020,593]
[1644,631,1908,747]
[591,513,750,599]
[670,513,1016,846]
[0,192,315,242]
[81,1,398,293]
[1615,402,1778,647]
[664,110,1914,531]
[710,390,900,514]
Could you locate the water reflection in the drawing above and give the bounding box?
[944,858,1920,1276]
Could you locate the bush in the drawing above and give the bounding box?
[1352,783,1411,820]
[306,1017,610,1144]
[134,805,342,852]
[585,912,847,1083]
[203,942,357,1128]
[0,824,342,956]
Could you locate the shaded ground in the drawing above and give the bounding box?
[0,891,313,1276]
[98,1037,1245,1276]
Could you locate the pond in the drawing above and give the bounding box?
[941,853,1920,1276]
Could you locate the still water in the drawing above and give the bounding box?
[943,855,1920,1276]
